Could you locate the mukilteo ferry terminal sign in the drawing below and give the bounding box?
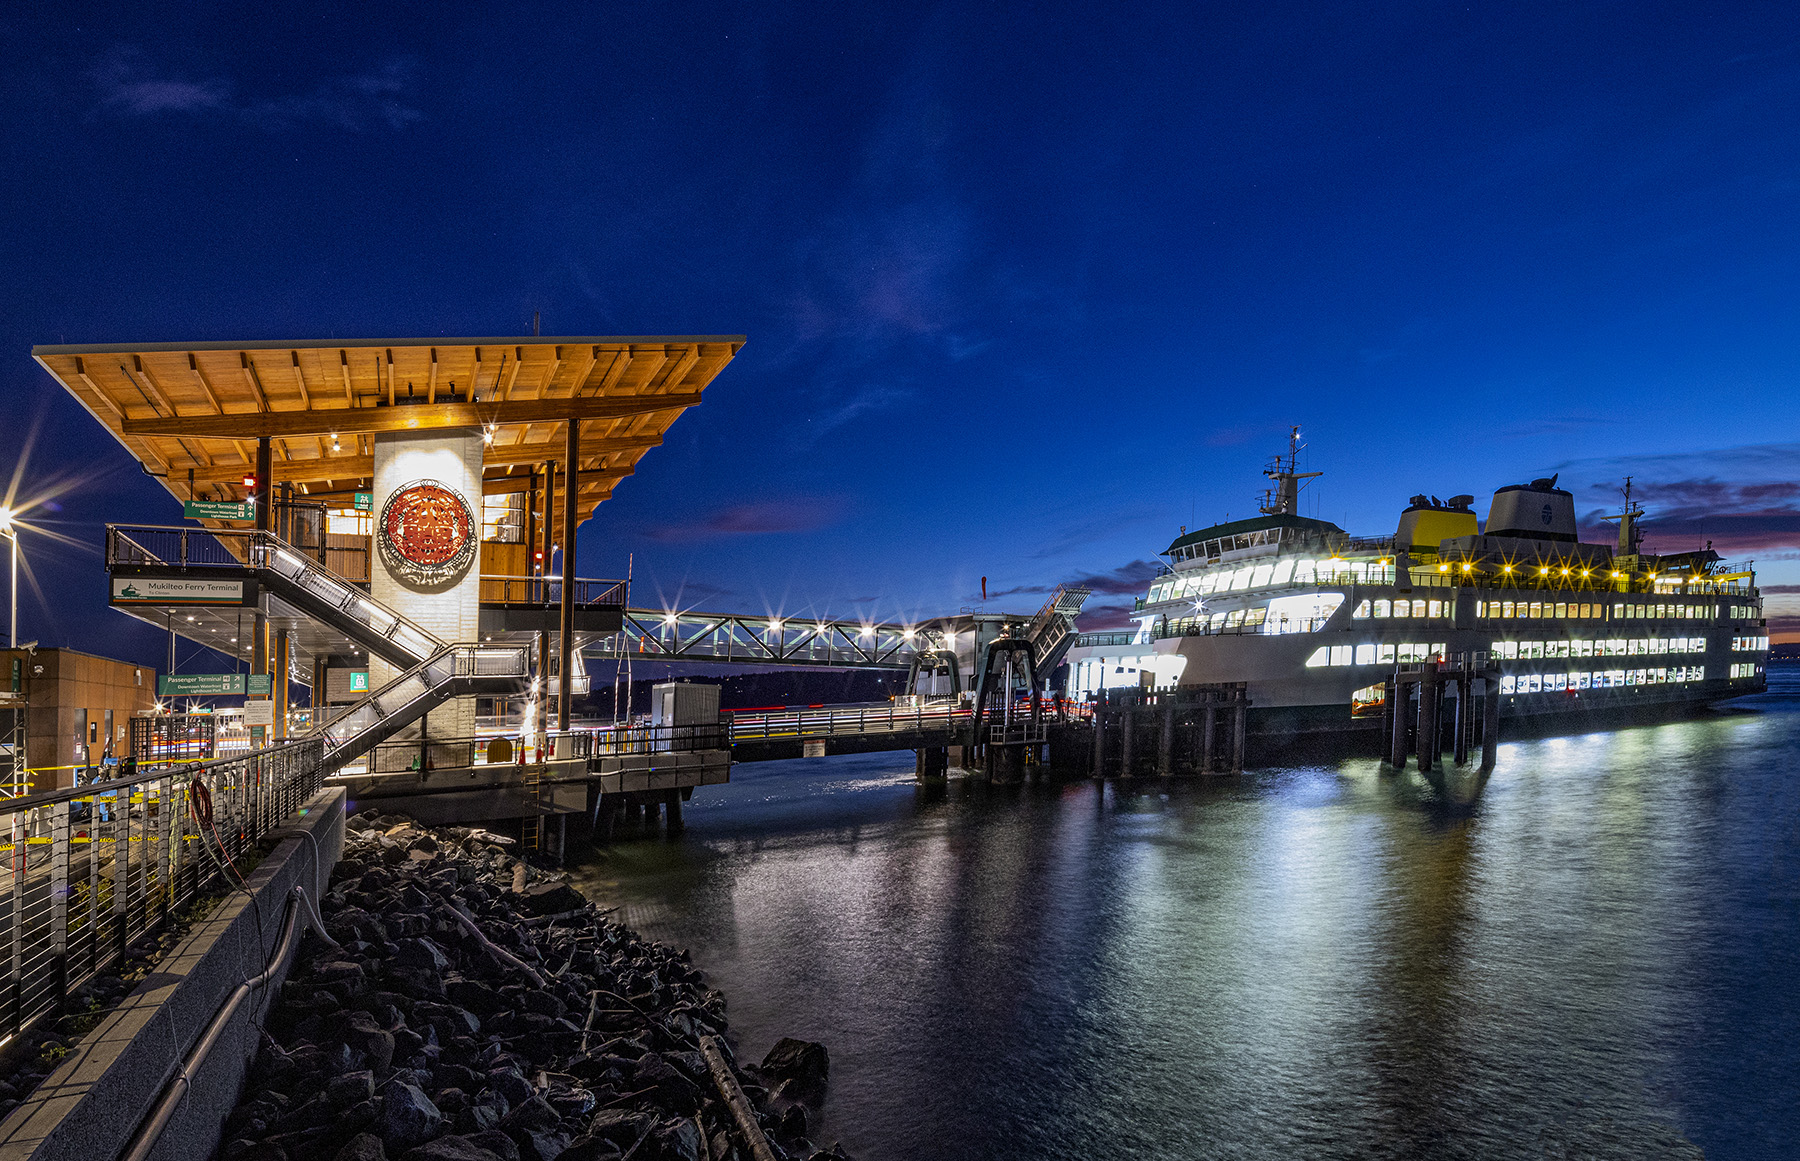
[378,480,477,586]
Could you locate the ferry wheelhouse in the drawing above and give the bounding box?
[1063,434,1769,731]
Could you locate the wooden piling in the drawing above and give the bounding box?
[1158,702,1175,776]
[1416,661,1439,773]
[1091,707,1106,778]
[1388,675,1409,768]
[1120,703,1134,776]
[1480,673,1501,771]
[1231,688,1247,771]
[1201,702,1217,774]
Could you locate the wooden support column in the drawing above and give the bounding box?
[1453,670,1473,766]
[1119,702,1134,776]
[1231,686,1247,771]
[1201,699,1217,774]
[557,419,578,732]
[274,628,290,740]
[1091,702,1106,778]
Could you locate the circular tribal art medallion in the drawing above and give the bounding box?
[378,480,477,585]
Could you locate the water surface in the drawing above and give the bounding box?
[570,673,1800,1160]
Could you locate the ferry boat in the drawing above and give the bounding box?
[1062,430,1770,732]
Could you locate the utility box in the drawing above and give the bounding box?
[651,682,720,727]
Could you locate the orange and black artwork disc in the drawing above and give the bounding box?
[378,480,477,584]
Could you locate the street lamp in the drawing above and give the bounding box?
[0,508,15,649]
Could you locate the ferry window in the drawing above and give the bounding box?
[1243,607,1267,627]
[1251,564,1274,588]
[1554,603,1567,618]
[1501,676,1516,694]
[1271,560,1295,585]
[1330,645,1353,666]
[1373,599,1391,618]
[1378,644,1396,663]
[1548,641,1569,659]
[1580,603,1592,618]
[1292,560,1315,585]
[1522,641,1544,659]
[1502,601,1516,618]
[1430,642,1445,655]
[1353,600,1371,619]
[1355,644,1376,665]
[1575,673,1592,690]
[1230,566,1255,591]
[1547,674,1566,691]
[1427,600,1442,618]
[1305,647,1330,668]
[1225,610,1244,628]
[1501,641,1518,660]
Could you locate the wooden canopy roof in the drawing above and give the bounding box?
[32,335,742,528]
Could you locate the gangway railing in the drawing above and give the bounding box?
[726,701,972,740]
[107,524,445,666]
[1023,584,1091,674]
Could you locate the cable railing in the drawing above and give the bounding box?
[477,575,628,607]
[0,729,328,1055]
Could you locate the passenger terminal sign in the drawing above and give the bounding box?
[183,500,255,521]
[378,479,476,586]
[158,672,273,696]
[112,577,246,605]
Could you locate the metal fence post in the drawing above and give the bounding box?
[50,800,68,1005]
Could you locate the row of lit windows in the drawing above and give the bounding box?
[1307,636,1713,669]
[1150,558,1394,603]
[1730,662,1761,678]
[1730,605,1758,620]
[1494,637,1706,660]
[1307,643,1448,667]
[1354,598,1446,619]
[1499,667,1706,693]
[1731,636,1771,652]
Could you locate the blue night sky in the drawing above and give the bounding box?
[4,2,1800,667]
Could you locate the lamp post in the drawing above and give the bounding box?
[0,508,15,649]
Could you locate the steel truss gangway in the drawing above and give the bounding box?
[602,584,1092,674]
[602,608,926,669]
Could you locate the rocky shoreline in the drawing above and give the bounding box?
[216,811,847,1161]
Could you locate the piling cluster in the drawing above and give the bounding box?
[217,812,847,1161]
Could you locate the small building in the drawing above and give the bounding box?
[0,648,156,793]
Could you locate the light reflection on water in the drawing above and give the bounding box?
[569,674,1800,1160]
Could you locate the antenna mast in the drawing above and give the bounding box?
[1600,476,1644,557]
[1259,425,1323,516]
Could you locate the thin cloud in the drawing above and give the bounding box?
[91,47,422,132]
[983,559,1160,604]
[642,496,847,542]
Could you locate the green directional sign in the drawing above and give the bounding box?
[353,492,373,512]
[159,673,247,696]
[348,671,370,692]
[247,674,272,697]
[184,500,255,521]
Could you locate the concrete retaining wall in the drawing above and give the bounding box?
[0,787,346,1161]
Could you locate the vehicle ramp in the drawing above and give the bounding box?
[106,525,446,666]
[1024,585,1092,674]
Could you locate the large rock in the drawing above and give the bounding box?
[655,1118,705,1161]
[518,882,587,917]
[397,1135,507,1161]
[328,1070,377,1109]
[334,1133,387,1161]
[380,1082,445,1150]
[761,1038,829,1102]
[344,1011,396,1072]
[630,1054,701,1114]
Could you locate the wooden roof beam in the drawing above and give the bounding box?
[180,433,661,484]
[290,351,310,407]
[239,352,269,412]
[340,350,353,405]
[122,391,703,439]
[187,353,225,413]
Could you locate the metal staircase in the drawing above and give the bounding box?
[106,525,446,666]
[315,643,531,764]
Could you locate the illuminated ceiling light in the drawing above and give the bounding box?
[1502,565,1513,573]
[330,434,341,452]
[1438,564,1449,572]
[1461,563,1472,573]
[1560,568,1570,576]
[1580,570,1590,577]
[1612,571,1623,579]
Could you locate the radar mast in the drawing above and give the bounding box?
[1599,476,1645,557]
[1259,425,1323,516]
